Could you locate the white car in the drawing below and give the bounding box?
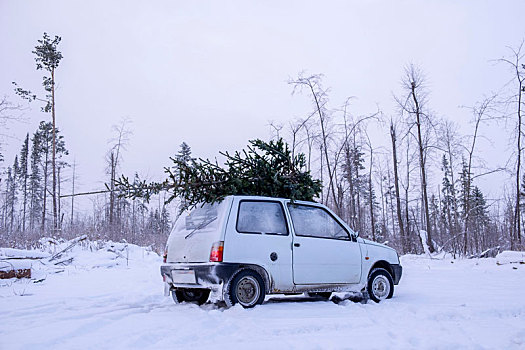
[161,195,402,308]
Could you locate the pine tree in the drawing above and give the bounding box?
[159,206,170,235]
[459,160,471,253]
[441,155,457,250]
[176,142,193,164]
[470,186,490,253]
[18,134,30,232]
[32,121,68,233]
[365,175,381,241]
[174,142,193,209]
[13,33,63,233]
[429,194,441,246]
[343,145,366,232]
[11,157,20,233]
[29,129,43,231]
[6,166,17,235]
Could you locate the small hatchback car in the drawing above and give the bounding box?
[161,195,402,308]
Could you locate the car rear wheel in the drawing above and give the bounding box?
[227,270,265,308]
[367,268,394,303]
[173,288,210,305]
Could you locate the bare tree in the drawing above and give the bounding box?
[339,100,378,231]
[390,119,406,252]
[438,120,462,254]
[0,97,24,164]
[0,97,23,136]
[364,131,376,241]
[499,44,525,249]
[289,73,339,208]
[70,160,77,228]
[106,119,132,230]
[460,95,497,254]
[396,64,435,253]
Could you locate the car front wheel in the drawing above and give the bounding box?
[367,268,394,303]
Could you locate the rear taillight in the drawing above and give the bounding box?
[163,250,167,263]
[210,241,224,262]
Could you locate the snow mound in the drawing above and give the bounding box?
[496,250,525,265]
[0,248,49,259]
[0,259,32,271]
[0,237,161,286]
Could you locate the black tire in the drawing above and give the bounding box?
[307,292,332,300]
[172,288,210,305]
[367,268,394,303]
[227,270,266,308]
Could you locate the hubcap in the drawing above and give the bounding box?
[236,276,260,306]
[372,275,390,300]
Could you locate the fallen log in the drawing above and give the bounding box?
[0,260,32,279]
[0,268,31,279]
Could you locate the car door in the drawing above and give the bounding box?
[223,198,294,291]
[287,203,362,285]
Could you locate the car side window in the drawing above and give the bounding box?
[287,204,349,240]
[236,201,289,235]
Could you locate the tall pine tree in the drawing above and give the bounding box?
[18,134,30,232]
[13,33,63,233]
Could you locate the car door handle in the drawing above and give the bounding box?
[293,243,300,247]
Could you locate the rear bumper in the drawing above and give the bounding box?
[161,262,240,289]
[391,264,402,285]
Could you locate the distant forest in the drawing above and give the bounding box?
[1,34,524,255]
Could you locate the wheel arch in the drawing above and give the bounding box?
[368,260,394,280]
[229,264,272,293]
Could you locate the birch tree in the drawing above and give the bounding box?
[396,64,436,253]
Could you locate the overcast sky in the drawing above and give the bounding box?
[1,0,524,207]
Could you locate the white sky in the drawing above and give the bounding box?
[1,0,524,205]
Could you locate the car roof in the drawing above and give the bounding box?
[227,194,320,206]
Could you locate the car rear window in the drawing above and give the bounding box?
[170,199,231,239]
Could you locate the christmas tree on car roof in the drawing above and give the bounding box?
[114,138,322,211]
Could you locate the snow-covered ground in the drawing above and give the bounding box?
[1,242,525,350]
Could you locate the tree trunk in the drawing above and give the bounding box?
[307,83,338,209]
[390,123,406,252]
[109,152,115,226]
[411,82,435,253]
[405,140,411,253]
[41,148,49,233]
[514,77,523,248]
[71,161,75,228]
[51,68,58,234]
[57,166,61,232]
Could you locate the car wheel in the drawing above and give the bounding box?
[173,288,210,305]
[228,270,265,308]
[367,268,394,303]
[307,292,332,300]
